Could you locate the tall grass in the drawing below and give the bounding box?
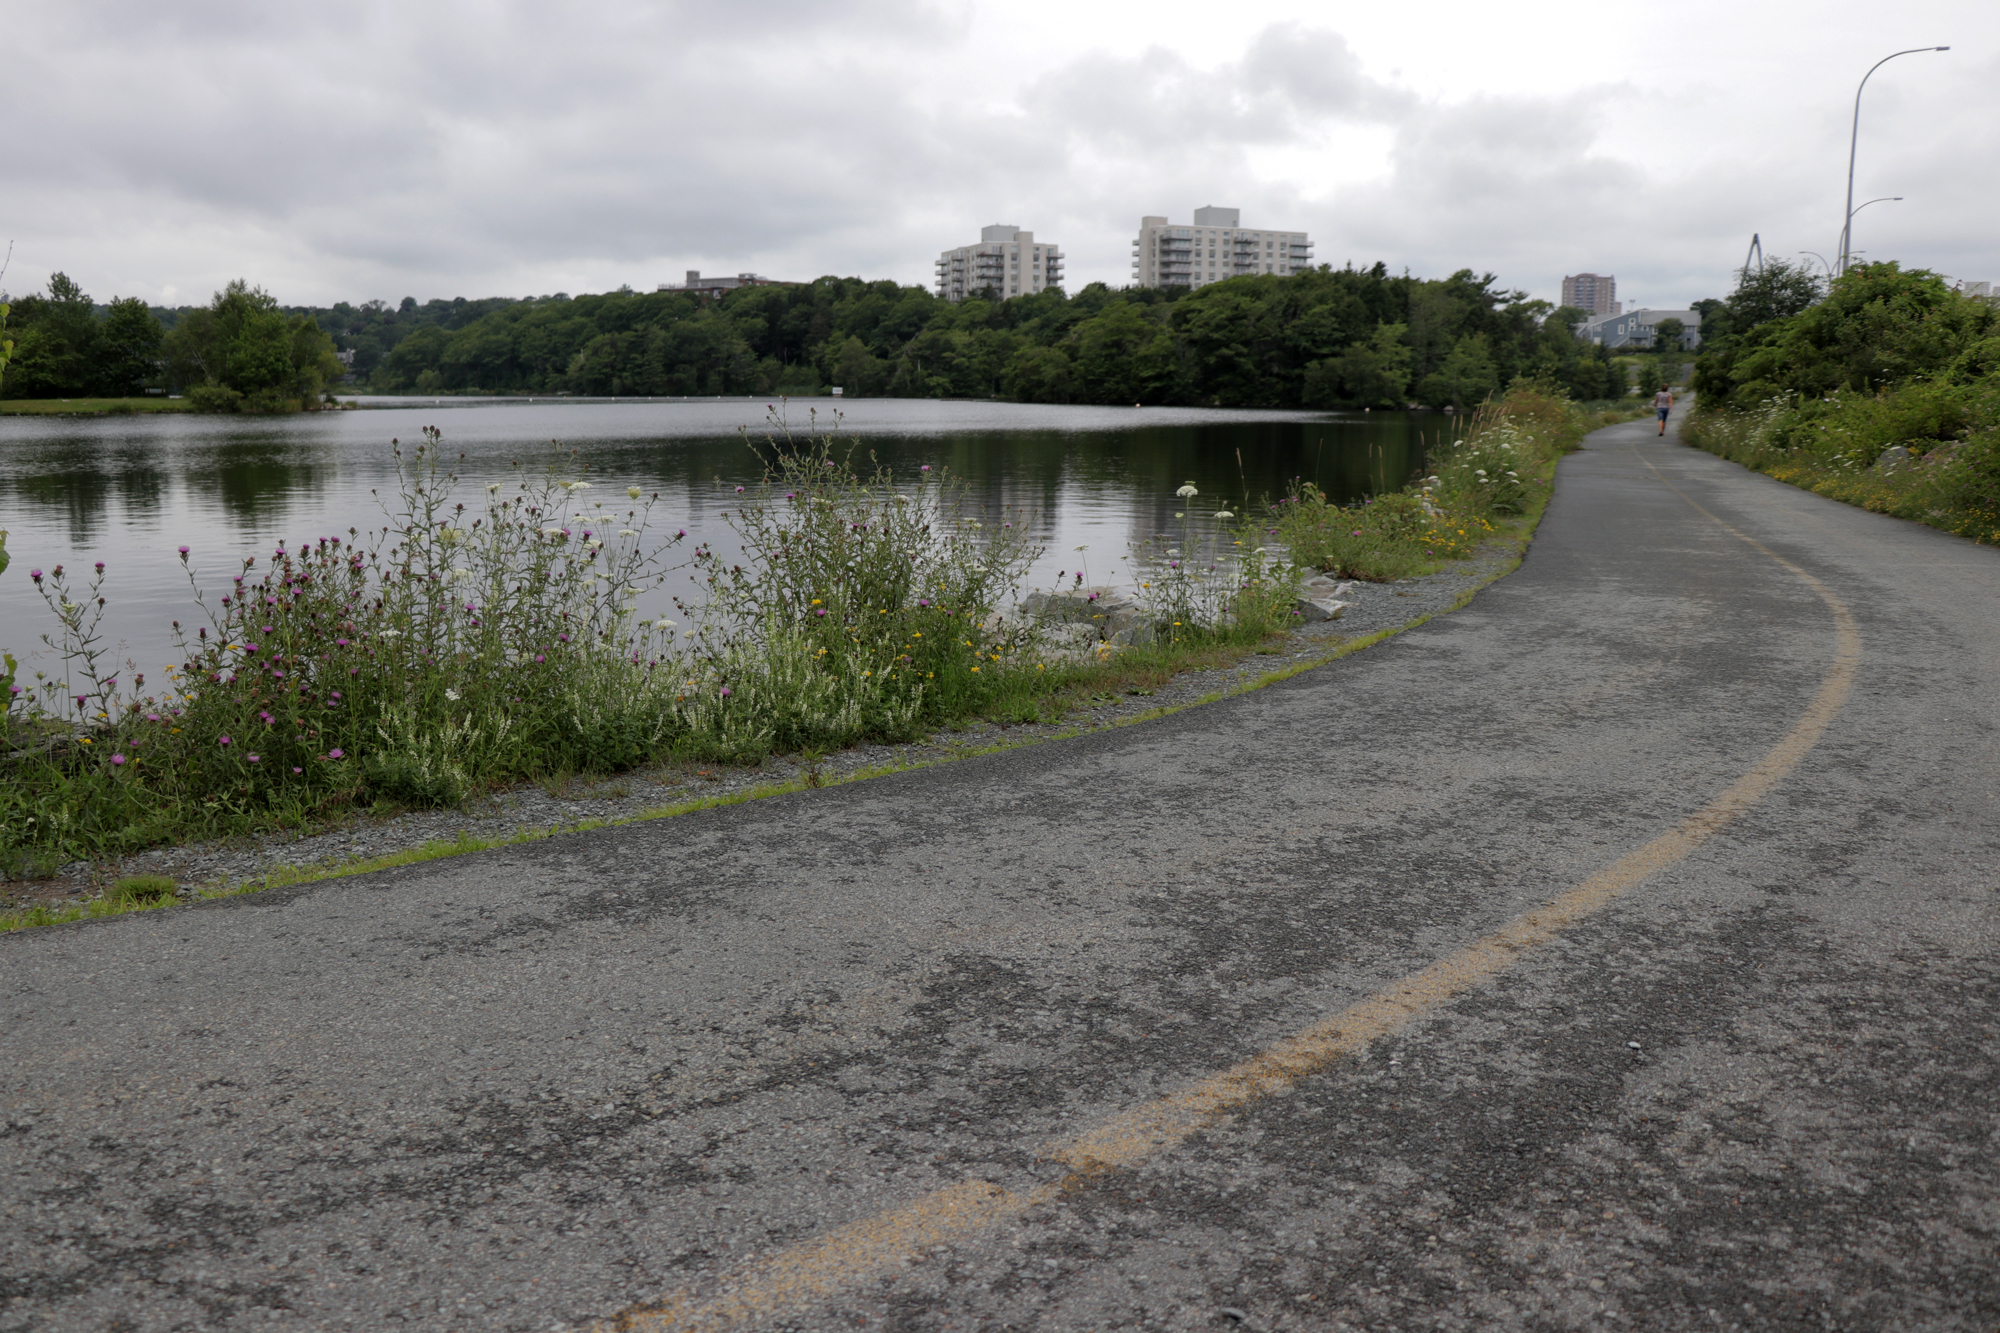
[1682,392,2000,547]
[1273,382,1591,580]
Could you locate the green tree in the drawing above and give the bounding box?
[1,272,100,398]
[1652,317,1686,353]
[1002,345,1074,403]
[1070,302,1164,403]
[1303,322,1412,408]
[95,297,165,396]
[1724,263,1994,402]
[1418,333,1498,409]
[165,280,342,410]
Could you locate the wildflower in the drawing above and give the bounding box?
[146,713,160,722]
[445,688,461,702]
[564,480,591,492]
[328,748,345,760]
[294,766,303,774]
[920,464,931,472]
[719,687,732,697]
[735,485,746,493]
[618,528,638,538]
[1214,510,1234,520]
[111,753,127,766]
[248,754,261,764]
[627,485,642,499]
[219,736,232,747]
[542,527,564,537]
[177,545,189,557]
[1176,482,1199,498]
[488,482,503,493]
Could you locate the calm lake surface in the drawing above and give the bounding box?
[0,397,1449,677]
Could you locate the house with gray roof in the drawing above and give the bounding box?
[1578,308,1702,351]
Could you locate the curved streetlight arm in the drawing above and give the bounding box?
[1841,46,1947,274]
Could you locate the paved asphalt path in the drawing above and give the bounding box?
[5,411,1996,1333]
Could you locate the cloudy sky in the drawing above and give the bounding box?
[4,0,1994,313]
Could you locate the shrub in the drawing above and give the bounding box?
[1273,382,1584,580]
[685,415,1043,740]
[4,427,687,860]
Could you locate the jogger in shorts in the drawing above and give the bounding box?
[1653,386,1674,435]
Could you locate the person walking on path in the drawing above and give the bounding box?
[1653,385,1675,435]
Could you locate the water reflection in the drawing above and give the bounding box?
[0,399,1444,675]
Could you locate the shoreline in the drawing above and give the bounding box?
[1,537,1530,928]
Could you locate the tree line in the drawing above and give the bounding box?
[4,265,1628,410]
[0,276,342,410]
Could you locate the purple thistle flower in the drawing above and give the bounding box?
[111,754,127,766]
[218,735,232,747]
[178,546,190,556]
[327,748,345,760]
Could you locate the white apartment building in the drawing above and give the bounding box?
[1131,207,1312,289]
[935,225,1064,302]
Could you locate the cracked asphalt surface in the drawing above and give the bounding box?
[4,412,1997,1332]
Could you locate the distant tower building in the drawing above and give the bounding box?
[1133,207,1312,289]
[935,226,1063,302]
[1562,273,1620,315]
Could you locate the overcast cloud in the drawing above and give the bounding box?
[3,0,1995,312]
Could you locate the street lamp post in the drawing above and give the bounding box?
[1839,46,1947,275]
[1841,197,1903,271]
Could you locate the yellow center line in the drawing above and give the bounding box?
[602,445,1861,1332]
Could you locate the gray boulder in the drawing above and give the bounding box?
[1293,575,1357,623]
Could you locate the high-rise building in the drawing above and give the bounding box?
[935,226,1064,302]
[1131,207,1312,289]
[1561,273,1620,315]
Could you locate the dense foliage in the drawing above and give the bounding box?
[1275,382,1596,581]
[0,273,164,399]
[1684,261,2000,545]
[286,267,1624,408]
[162,281,345,411]
[0,275,344,411]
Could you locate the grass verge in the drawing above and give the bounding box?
[0,397,196,415]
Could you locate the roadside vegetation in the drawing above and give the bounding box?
[1683,260,2000,545]
[1275,381,1602,581]
[0,383,1594,927]
[0,415,1294,898]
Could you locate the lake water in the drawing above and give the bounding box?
[0,397,1448,679]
